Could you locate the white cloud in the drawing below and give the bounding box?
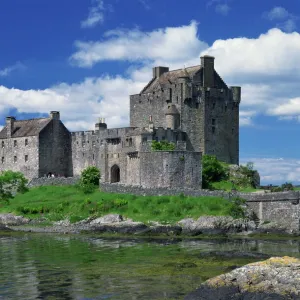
[264,6,289,21]
[81,0,105,28]
[240,157,300,185]
[0,76,145,131]
[0,62,25,77]
[263,6,298,33]
[215,4,230,16]
[239,110,256,126]
[71,21,207,67]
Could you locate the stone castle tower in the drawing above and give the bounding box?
[130,55,240,164]
[0,56,240,189]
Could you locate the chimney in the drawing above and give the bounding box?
[50,111,60,120]
[201,55,215,87]
[6,116,15,138]
[95,117,107,131]
[152,66,169,78]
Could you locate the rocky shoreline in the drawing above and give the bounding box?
[185,256,300,300]
[0,213,299,236]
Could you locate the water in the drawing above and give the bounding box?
[0,232,300,300]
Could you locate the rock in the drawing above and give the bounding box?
[148,223,182,236]
[0,224,12,231]
[90,220,148,234]
[90,214,123,225]
[178,216,256,235]
[53,219,71,226]
[185,256,300,300]
[0,213,30,226]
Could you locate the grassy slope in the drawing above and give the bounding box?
[211,180,258,193]
[0,185,235,224]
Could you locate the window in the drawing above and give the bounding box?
[1,157,4,163]
[93,154,95,160]
[142,137,147,143]
[14,156,17,163]
[232,128,234,134]
[225,105,227,112]
[82,153,84,157]
[212,102,215,109]
[25,139,28,146]
[169,88,172,102]
[25,155,28,162]
[1,141,4,148]
[92,141,96,147]
[212,119,216,126]
[14,140,17,147]
[129,138,133,147]
[82,141,85,147]
[212,127,215,134]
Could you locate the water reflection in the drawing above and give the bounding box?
[0,233,299,300]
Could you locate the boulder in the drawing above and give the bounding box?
[178,216,256,235]
[90,214,123,225]
[0,213,30,226]
[185,256,300,300]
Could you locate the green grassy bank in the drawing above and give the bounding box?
[0,185,238,224]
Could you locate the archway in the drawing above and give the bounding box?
[111,165,120,183]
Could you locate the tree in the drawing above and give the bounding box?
[202,155,228,189]
[79,166,101,194]
[0,170,28,203]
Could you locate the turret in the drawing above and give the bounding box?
[165,105,180,130]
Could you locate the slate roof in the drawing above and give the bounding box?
[0,118,52,139]
[141,65,202,93]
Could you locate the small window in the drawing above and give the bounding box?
[82,153,84,157]
[14,156,17,162]
[1,141,4,148]
[129,138,133,147]
[92,141,96,147]
[1,157,4,163]
[212,119,216,126]
[25,139,28,146]
[232,128,234,134]
[212,127,215,134]
[93,154,95,160]
[225,105,227,112]
[82,141,86,147]
[25,155,28,162]
[212,103,215,109]
[107,154,109,158]
[14,140,17,147]
[142,137,147,143]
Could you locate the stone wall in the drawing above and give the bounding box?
[0,136,39,179]
[28,176,80,188]
[39,119,72,177]
[241,191,300,231]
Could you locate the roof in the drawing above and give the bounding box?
[0,118,52,139]
[141,65,202,93]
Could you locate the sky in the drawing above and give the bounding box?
[1,0,300,185]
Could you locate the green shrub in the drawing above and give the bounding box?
[227,197,246,219]
[202,155,228,189]
[151,140,175,151]
[78,166,101,194]
[281,182,294,191]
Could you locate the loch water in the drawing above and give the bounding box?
[0,233,300,300]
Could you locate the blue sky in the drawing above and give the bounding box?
[1,0,300,185]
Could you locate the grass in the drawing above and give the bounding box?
[0,185,237,224]
[211,180,259,193]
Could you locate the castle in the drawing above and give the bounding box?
[0,56,241,189]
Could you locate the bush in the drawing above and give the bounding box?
[227,197,246,219]
[79,166,101,194]
[281,182,294,191]
[202,155,228,189]
[151,140,175,151]
[0,170,28,203]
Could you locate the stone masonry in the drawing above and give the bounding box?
[0,56,240,189]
